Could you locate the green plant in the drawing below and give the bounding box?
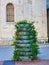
[13,20,39,61]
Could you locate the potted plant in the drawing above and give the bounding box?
[13,20,39,61]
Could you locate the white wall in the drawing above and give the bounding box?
[32,0,47,40]
[0,0,32,40]
[0,0,48,45]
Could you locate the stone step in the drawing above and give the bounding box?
[0,39,13,45]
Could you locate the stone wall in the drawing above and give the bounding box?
[0,0,48,45]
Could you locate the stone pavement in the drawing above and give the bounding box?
[16,60,49,65]
[3,61,15,65]
[0,44,49,65]
[0,44,49,61]
[0,60,49,65]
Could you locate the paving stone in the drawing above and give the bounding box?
[3,61,15,65]
[0,61,3,65]
[16,60,49,65]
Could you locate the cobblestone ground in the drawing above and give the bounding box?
[0,60,49,65]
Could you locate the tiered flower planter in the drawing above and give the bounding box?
[13,20,39,61]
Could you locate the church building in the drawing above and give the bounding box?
[0,0,49,45]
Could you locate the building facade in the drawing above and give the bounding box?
[0,0,48,45]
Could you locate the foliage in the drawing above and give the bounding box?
[13,20,39,61]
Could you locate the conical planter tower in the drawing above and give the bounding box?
[13,20,39,61]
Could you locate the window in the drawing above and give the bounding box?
[6,3,14,22]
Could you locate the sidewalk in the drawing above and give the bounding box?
[0,60,49,65]
[0,44,49,65]
[16,60,49,65]
[0,44,49,60]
